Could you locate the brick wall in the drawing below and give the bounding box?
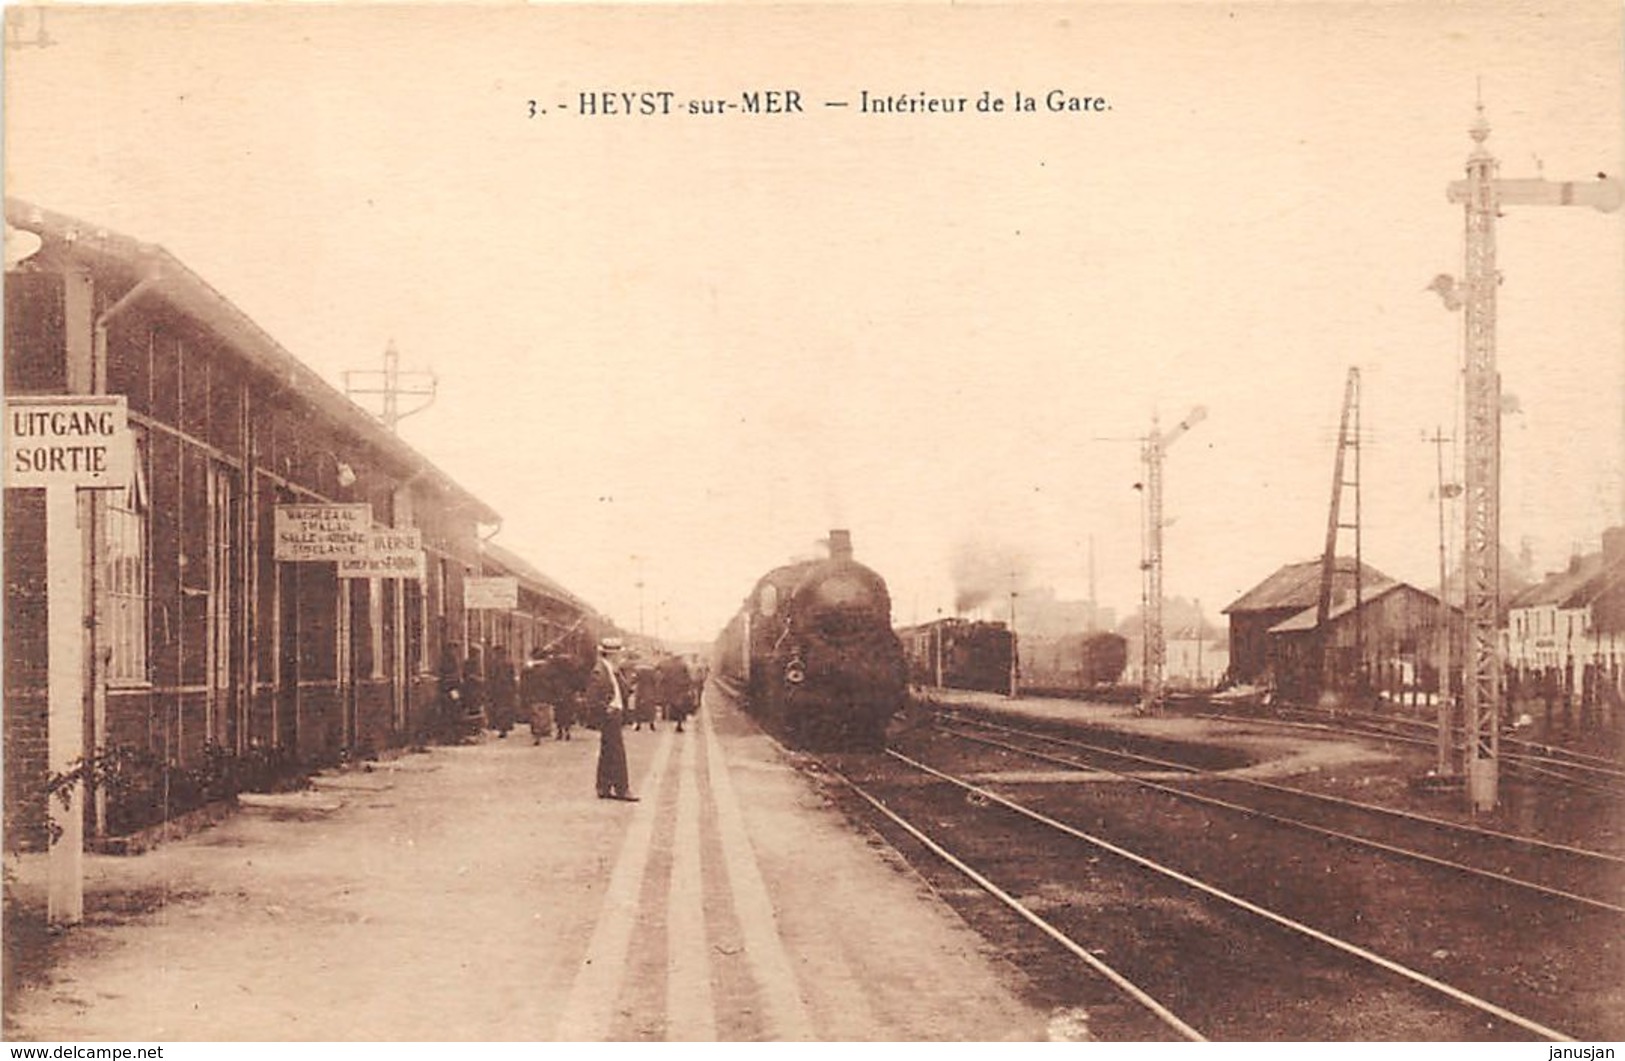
[4,491,49,849]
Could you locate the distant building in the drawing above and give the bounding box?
[1503,527,1625,715]
[1014,586,1114,640]
[1117,598,1227,691]
[1164,631,1230,691]
[1222,558,1388,686]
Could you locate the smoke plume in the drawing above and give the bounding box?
[950,538,1032,615]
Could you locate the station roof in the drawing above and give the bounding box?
[479,539,592,614]
[5,197,499,525]
[1507,550,1625,611]
[1223,558,1393,615]
[1266,578,1418,634]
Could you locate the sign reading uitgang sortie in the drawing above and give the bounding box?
[5,394,133,490]
[274,503,373,562]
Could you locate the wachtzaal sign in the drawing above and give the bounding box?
[275,505,424,579]
[4,394,132,490]
[274,503,373,561]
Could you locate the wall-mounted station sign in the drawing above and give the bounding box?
[4,395,132,490]
[274,503,373,561]
[464,576,519,610]
[338,527,426,580]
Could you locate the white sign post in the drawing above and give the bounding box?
[5,395,133,926]
[464,576,519,610]
[44,483,85,925]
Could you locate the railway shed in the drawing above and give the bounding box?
[3,200,598,849]
[1221,557,1389,688]
[1265,579,1462,704]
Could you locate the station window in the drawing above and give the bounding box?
[104,437,149,684]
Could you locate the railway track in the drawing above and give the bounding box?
[818,745,1591,1041]
[929,711,1625,915]
[1247,700,1624,770]
[1182,701,1625,796]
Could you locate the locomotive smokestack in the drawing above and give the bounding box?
[829,529,853,562]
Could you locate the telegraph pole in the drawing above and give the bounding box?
[1139,406,1206,713]
[343,340,437,432]
[1426,426,1458,777]
[629,555,646,640]
[1315,367,1363,702]
[1008,580,1019,699]
[934,607,944,687]
[1443,101,1621,811]
[3,8,55,49]
[1088,534,1098,630]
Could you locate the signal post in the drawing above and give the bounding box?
[1444,104,1621,811]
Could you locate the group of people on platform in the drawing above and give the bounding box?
[432,637,708,802]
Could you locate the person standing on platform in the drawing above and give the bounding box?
[434,644,466,744]
[690,656,709,712]
[587,638,637,801]
[519,647,554,745]
[488,644,517,739]
[462,650,487,735]
[658,653,693,733]
[554,650,584,741]
[631,657,661,732]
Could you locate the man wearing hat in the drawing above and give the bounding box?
[587,638,638,801]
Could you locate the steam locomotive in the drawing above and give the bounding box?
[714,531,906,751]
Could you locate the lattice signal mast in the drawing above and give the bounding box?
[1139,405,1206,713]
[1443,103,1622,811]
[343,340,437,432]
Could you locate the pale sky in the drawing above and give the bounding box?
[6,3,1623,642]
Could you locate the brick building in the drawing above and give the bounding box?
[4,200,595,848]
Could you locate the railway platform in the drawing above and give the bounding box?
[917,687,1396,782]
[3,687,1051,1042]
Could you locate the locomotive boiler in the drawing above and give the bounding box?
[715,530,906,750]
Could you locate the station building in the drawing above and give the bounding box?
[3,200,595,848]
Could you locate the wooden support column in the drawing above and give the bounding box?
[47,484,85,926]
